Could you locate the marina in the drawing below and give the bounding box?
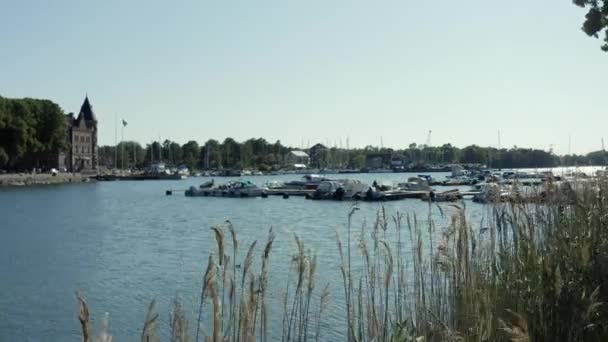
[159,166,607,204]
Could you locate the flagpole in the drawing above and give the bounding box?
[114,114,117,170]
[121,122,124,171]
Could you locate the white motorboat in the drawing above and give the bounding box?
[397,177,432,191]
[283,174,331,190]
[185,180,264,197]
[311,179,369,200]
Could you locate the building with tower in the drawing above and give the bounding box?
[58,96,98,172]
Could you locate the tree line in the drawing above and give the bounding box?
[1,95,606,172]
[0,96,67,170]
[98,139,608,171]
[98,138,291,171]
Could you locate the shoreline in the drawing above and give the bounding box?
[0,173,91,187]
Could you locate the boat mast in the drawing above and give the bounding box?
[168,141,172,165]
[602,137,606,168]
[497,130,502,170]
[346,136,350,168]
[114,114,118,169]
[205,142,210,169]
[158,134,162,164]
[150,139,154,165]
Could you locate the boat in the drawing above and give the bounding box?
[422,189,462,202]
[310,179,369,200]
[472,183,515,203]
[199,179,214,188]
[360,186,429,201]
[263,180,286,189]
[448,165,466,178]
[145,163,188,180]
[185,180,264,197]
[442,177,478,186]
[283,174,331,190]
[397,177,432,191]
[417,174,434,181]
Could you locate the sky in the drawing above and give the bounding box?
[0,0,606,155]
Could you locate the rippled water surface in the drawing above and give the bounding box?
[0,171,534,341]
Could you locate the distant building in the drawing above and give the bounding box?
[365,152,392,169]
[58,96,98,172]
[308,143,327,168]
[284,150,310,168]
[390,154,409,167]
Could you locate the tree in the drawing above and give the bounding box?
[200,139,223,169]
[0,147,8,168]
[116,141,145,169]
[440,143,458,163]
[98,145,116,168]
[574,0,608,51]
[461,145,487,165]
[181,140,200,171]
[241,138,255,168]
[587,150,608,165]
[222,138,241,168]
[161,139,183,166]
[0,95,67,170]
[144,142,162,165]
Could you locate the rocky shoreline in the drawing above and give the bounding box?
[0,173,92,187]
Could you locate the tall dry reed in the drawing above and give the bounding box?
[76,174,608,341]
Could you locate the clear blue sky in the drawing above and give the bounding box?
[1,0,606,154]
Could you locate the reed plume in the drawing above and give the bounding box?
[170,298,190,342]
[259,227,275,342]
[76,292,91,342]
[141,300,159,342]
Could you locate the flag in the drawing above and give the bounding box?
[122,119,128,127]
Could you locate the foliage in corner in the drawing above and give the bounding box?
[574,0,608,51]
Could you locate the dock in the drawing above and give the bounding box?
[264,189,315,196]
[96,174,186,181]
[363,190,430,201]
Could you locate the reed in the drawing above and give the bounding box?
[76,291,91,342]
[141,300,159,342]
[75,175,608,341]
[170,298,190,342]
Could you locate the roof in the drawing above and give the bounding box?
[309,143,327,150]
[290,150,309,158]
[77,96,97,122]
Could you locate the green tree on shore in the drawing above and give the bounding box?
[181,140,200,171]
[0,147,8,168]
[0,96,67,170]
